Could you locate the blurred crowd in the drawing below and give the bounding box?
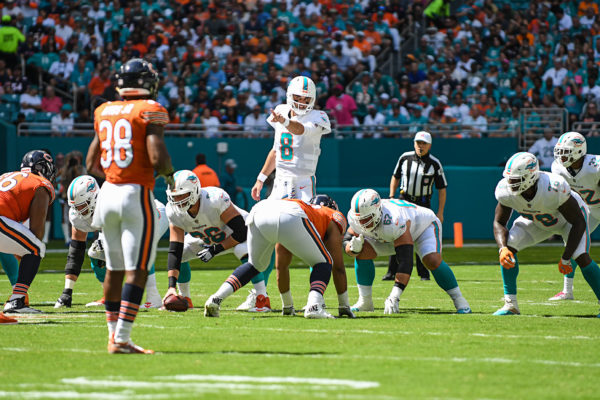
[1,0,600,138]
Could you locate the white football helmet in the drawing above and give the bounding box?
[503,152,540,194]
[286,76,316,115]
[554,131,587,168]
[67,175,99,217]
[350,189,382,231]
[166,170,201,212]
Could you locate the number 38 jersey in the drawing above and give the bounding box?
[166,187,248,245]
[552,155,600,211]
[267,104,331,179]
[495,172,587,229]
[94,99,169,190]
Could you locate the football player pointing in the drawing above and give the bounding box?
[86,58,174,354]
[493,152,600,316]
[549,132,600,300]
[244,76,331,311]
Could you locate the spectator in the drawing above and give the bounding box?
[49,51,74,81]
[7,66,28,95]
[200,109,221,139]
[205,61,226,91]
[325,84,357,127]
[220,158,243,205]
[528,128,558,169]
[244,105,268,137]
[0,15,24,69]
[88,67,111,98]
[542,59,568,87]
[192,153,220,188]
[239,70,262,95]
[362,105,385,139]
[51,104,74,137]
[462,107,488,138]
[19,85,42,117]
[575,102,600,136]
[41,86,62,113]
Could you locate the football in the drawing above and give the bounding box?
[163,294,189,312]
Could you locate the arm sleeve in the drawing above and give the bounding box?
[226,215,247,243]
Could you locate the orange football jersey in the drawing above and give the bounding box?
[94,99,169,190]
[0,171,56,223]
[286,199,347,238]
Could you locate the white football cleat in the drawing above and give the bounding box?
[141,301,162,309]
[236,289,256,311]
[282,306,296,316]
[493,298,520,316]
[86,297,105,307]
[383,296,400,314]
[350,296,374,312]
[204,295,222,317]
[548,291,574,301]
[304,303,334,319]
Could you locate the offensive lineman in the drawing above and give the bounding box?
[493,152,600,316]
[86,58,174,354]
[240,75,332,312]
[161,170,249,307]
[345,189,471,314]
[548,132,600,300]
[54,174,164,309]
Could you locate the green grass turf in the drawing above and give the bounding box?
[1,242,600,399]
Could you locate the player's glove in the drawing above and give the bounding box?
[384,296,400,314]
[197,244,224,263]
[338,306,356,319]
[349,234,365,254]
[158,170,175,188]
[558,258,573,275]
[88,238,105,261]
[499,246,516,269]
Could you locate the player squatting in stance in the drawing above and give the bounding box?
[54,175,165,309]
[548,132,600,301]
[275,195,355,317]
[0,151,57,322]
[161,170,249,307]
[205,197,342,319]
[345,189,471,314]
[242,75,332,312]
[86,58,174,353]
[493,152,600,316]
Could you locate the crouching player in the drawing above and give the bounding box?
[205,197,343,319]
[161,170,249,308]
[54,175,164,309]
[275,194,354,317]
[493,152,600,316]
[345,189,471,314]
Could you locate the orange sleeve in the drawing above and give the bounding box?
[139,100,169,126]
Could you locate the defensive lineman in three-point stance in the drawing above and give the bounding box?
[493,152,600,316]
[344,189,471,314]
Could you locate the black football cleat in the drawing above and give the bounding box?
[54,293,72,308]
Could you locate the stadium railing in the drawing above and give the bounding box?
[17,122,518,138]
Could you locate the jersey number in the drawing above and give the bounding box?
[0,172,28,192]
[99,119,134,169]
[191,227,226,245]
[280,132,293,161]
[521,212,558,227]
[579,189,600,205]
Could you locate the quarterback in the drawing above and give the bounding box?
[493,152,600,316]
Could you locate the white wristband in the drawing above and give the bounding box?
[282,116,290,127]
[257,173,268,183]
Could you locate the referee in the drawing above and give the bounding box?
[384,131,447,281]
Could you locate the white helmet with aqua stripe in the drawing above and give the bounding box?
[67,175,99,217]
[286,75,316,116]
[554,131,587,168]
[166,170,201,212]
[503,152,539,194]
[350,189,382,231]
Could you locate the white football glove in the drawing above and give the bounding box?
[87,238,105,261]
[349,234,364,253]
[197,244,224,263]
[384,296,400,314]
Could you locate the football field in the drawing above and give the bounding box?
[1,243,600,399]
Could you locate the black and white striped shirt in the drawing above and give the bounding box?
[393,151,447,206]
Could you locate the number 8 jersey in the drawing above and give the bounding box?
[94,99,169,189]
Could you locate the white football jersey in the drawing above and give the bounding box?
[348,199,437,243]
[552,155,600,210]
[71,199,168,237]
[166,186,248,245]
[267,104,331,178]
[495,172,586,229]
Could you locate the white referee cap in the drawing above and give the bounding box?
[414,131,432,144]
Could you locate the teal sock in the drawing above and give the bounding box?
[149,264,155,275]
[90,258,106,283]
[500,256,519,295]
[431,260,458,291]
[354,259,375,286]
[566,259,578,279]
[580,260,600,300]
[178,262,191,284]
[250,252,275,285]
[0,253,18,286]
